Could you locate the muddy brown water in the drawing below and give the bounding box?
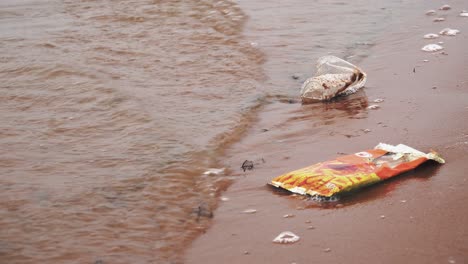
[1,0,434,263]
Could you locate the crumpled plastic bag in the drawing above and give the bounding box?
[270,143,444,198]
[300,56,367,102]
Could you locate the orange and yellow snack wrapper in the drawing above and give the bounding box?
[270,143,445,197]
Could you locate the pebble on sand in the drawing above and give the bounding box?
[425,10,436,15]
[433,17,445,22]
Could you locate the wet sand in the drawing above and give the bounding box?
[185,4,468,264]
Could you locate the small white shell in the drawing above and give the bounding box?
[433,17,445,22]
[367,104,380,110]
[460,12,468,17]
[425,10,436,15]
[242,209,257,214]
[273,231,300,244]
[423,33,439,39]
[439,28,460,36]
[439,4,451,11]
[421,44,444,52]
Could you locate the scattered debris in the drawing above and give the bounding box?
[243,251,250,255]
[421,44,444,52]
[261,128,269,132]
[433,17,445,22]
[373,98,384,103]
[367,104,380,110]
[307,226,315,230]
[439,4,451,11]
[273,231,300,244]
[380,215,386,219]
[425,10,436,15]
[241,160,254,172]
[438,41,444,45]
[460,11,468,17]
[203,168,225,176]
[242,209,257,214]
[432,86,437,89]
[400,200,407,203]
[363,129,371,133]
[423,59,429,62]
[423,33,439,39]
[413,67,416,73]
[300,56,367,102]
[283,214,295,218]
[220,196,230,201]
[439,28,460,36]
[324,248,332,253]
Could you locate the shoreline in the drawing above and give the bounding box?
[184,2,468,264]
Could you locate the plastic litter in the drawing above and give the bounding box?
[272,231,300,244]
[439,28,460,36]
[300,56,367,102]
[423,33,439,39]
[421,44,444,52]
[269,143,445,198]
[460,12,468,17]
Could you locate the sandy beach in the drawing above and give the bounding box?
[185,2,468,264]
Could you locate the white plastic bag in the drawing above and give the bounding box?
[300,56,367,102]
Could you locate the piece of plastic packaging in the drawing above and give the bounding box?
[270,143,445,198]
[300,56,367,103]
